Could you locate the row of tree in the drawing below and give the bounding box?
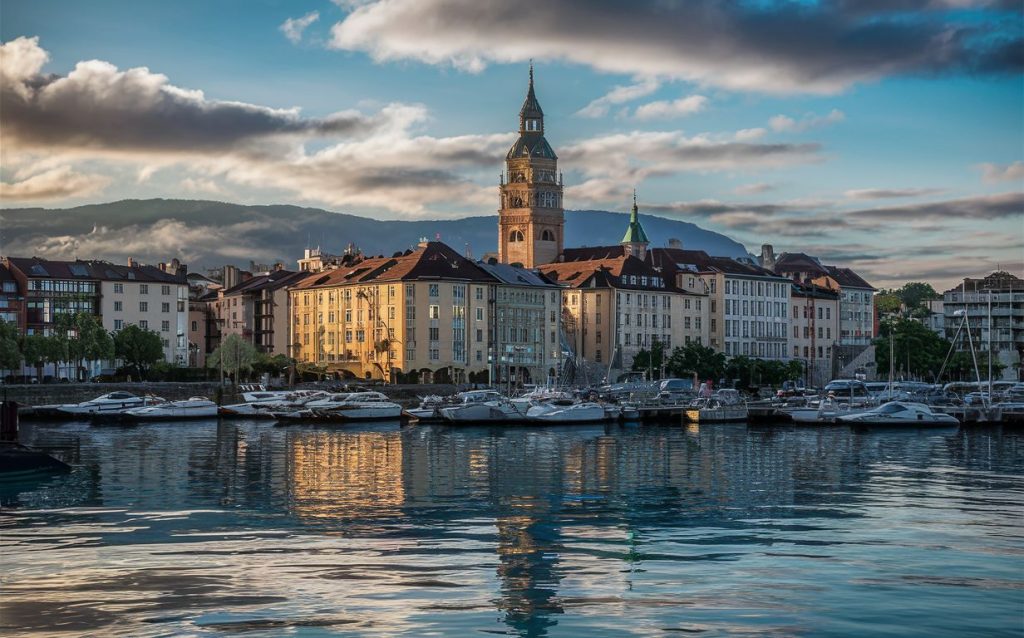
[874,282,942,318]
[0,314,165,380]
[632,341,805,388]
[874,317,1004,382]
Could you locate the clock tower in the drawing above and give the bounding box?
[498,65,564,268]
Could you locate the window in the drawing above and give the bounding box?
[161,320,170,332]
[476,329,483,342]
[114,319,124,330]
[429,348,439,361]
[114,283,124,294]
[161,285,171,295]
[139,320,148,330]
[406,346,415,361]
[114,301,123,312]
[509,230,525,242]
[191,320,198,332]
[429,327,439,341]
[161,302,170,313]
[140,301,148,312]
[476,287,484,300]
[476,307,484,321]
[429,305,440,319]
[429,284,439,297]
[140,284,149,294]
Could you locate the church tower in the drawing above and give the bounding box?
[621,190,649,260]
[498,65,564,268]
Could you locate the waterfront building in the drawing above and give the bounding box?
[789,282,840,387]
[920,299,945,336]
[942,271,1023,380]
[498,66,564,268]
[0,263,22,329]
[2,256,189,374]
[218,266,307,355]
[290,240,561,384]
[188,279,221,368]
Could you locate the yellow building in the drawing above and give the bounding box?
[289,241,561,384]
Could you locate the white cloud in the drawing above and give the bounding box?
[844,187,945,199]
[280,11,320,44]
[769,109,845,133]
[734,128,766,141]
[977,160,1024,183]
[576,78,659,118]
[181,177,226,195]
[734,182,775,195]
[633,95,708,120]
[0,166,111,201]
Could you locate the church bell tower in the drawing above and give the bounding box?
[498,65,564,268]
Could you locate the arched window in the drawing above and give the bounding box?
[541,229,555,241]
[509,230,525,242]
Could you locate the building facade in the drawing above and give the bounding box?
[218,268,307,356]
[789,282,840,387]
[498,66,564,268]
[943,271,1023,380]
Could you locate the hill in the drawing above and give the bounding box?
[0,199,749,270]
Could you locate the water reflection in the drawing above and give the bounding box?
[2,421,1022,637]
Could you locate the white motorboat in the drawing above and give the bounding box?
[685,391,748,423]
[122,397,219,421]
[837,401,960,427]
[407,395,450,423]
[510,388,574,415]
[57,392,164,417]
[219,390,329,418]
[526,399,607,423]
[276,391,403,422]
[440,391,521,423]
[787,397,874,424]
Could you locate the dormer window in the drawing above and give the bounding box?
[525,119,540,132]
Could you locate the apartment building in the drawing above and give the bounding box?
[790,282,840,386]
[219,268,307,355]
[0,264,22,328]
[943,271,1023,380]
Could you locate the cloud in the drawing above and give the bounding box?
[280,11,320,44]
[734,182,776,195]
[633,95,708,120]
[0,166,111,200]
[1,36,375,156]
[849,191,1023,221]
[576,77,659,118]
[844,187,946,199]
[180,177,226,195]
[328,0,1022,94]
[734,128,766,141]
[977,160,1024,183]
[769,109,845,133]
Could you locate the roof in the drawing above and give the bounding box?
[621,197,650,244]
[774,252,827,276]
[293,242,494,290]
[475,261,559,288]
[519,64,543,122]
[0,263,14,283]
[4,257,186,284]
[539,255,676,292]
[222,269,307,295]
[506,134,557,160]
[791,281,840,300]
[943,270,1024,294]
[823,265,876,291]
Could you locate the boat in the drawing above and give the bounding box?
[685,390,748,423]
[275,391,403,422]
[118,397,219,421]
[439,390,521,423]
[837,401,960,427]
[526,399,607,423]
[219,390,329,418]
[56,392,165,417]
[786,397,874,424]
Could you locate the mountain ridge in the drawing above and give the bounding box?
[0,198,750,270]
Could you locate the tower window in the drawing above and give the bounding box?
[541,229,555,241]
[510,230,525,242]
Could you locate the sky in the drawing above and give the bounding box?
[1,0,1022,290]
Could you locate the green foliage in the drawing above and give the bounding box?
[874,293,902,316]
[0,320,21,371]
[945,351,1006,382]
[665,342,726,381]
[631,340,667,378]
[723,356,801,389]
[21,333,61,379]
[114,324,165,379]
[252,353,293,377]
[875,318,951,381]
[207,334,260,382]
[898,282,940,311]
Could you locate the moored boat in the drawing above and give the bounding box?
[57,392,165,418]
[526,399,607,423]
[118,397,219,421]
[275,391,403,423]
[837,401,960,427]
[685,390,748,423]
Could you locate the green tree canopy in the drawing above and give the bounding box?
[631,340,667,378]
[114,324,165,379]
[874,293,902,316]
[665,341,726,381]
[897,282,940,311]
[0,320,21,371]
[208,334,259,382]
[875,318,951,381]
[21,333,62,381]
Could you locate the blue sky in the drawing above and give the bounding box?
[1,0,1021,288]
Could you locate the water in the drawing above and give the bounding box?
[2,420,1022,637]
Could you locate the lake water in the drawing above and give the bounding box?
[2,420,1022,637]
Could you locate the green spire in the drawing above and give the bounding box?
[621,189,649,244]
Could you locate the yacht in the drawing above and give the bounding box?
[526,399,607,423]
[219,390,328,418]
[685,390,748,423]
[275,391,403,422]
[837,401,960,427]
[440,391,521,423]
[787,396,873,424]
[406,395,450,423]
[121,397,219,421]
[56,392,164,417]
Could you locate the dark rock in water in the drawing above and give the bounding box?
[0,443,71,475]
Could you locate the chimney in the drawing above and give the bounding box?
[127,257,137,268]
[668,238,682,249]
[760,244,776,270]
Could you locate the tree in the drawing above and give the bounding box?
[874,293,902,316]
[897,282,940,311]
[665,341,726,381]
[114,324,165,379]
[207,334,259,383]
[875,318,951,381]
[631,340,666,379]
[0,320,21,373]
[69,313,113,380]
[21,333,61,381]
